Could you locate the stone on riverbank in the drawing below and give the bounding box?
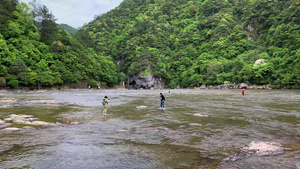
[200,85,207,89]
[216,84,237,89]
[239,83,248,89]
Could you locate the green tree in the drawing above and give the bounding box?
[88,79,98,88]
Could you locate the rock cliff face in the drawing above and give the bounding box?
[129,75,163,89]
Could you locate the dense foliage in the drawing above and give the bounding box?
[79,0,300,88]
[0,0,119,88]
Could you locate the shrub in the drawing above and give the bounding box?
[140,69,152,76]
[88,79,98,88]
[8,79,18,88]
[100,82,108,88]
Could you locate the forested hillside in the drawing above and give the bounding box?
[0,0,119,89]
[78,0,300,88]
[59,24,77,35]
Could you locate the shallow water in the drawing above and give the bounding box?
[0,89,299,169]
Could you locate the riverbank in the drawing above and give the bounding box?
[191,83,300,90]
[0,83,299,92]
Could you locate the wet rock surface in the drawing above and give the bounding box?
[223,141,285,164]
[26,100,57,104]
[0,98,17,103]
[137,105,147,109]
[193,113,209,117]
[2,127,21,132]
[3,114,56,127]
[0,90,299,169]
[243,141,285,156]
[0,114,58,132]
[189,123,202,126]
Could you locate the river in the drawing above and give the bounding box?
[0,89,299,169]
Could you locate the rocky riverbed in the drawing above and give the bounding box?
[0,89,299,168]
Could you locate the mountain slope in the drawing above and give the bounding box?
[0,1,119,88]
[60,24,77,34]
[79,0,300,88]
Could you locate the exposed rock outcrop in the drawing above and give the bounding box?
[216,84,236,89]
[200,85,207,89]
[129,75,163,89]
[239,83,248,89]
[254,59,267,66]
[249,85,271,89]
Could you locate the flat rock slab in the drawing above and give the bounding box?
[243,141,284,156]
[137,106,148,109]
[30,121,55,126]
[189,123,202,126]
[193,113,209,117]
[0,99,17,103]
[223,141,285,163]
[3,114,56,127]
[26,100,57,104]
[7,114,39,124]
[2,128,21,132]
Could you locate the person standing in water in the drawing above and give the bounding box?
[160,93,165,110]
[102,96,109,115]
[242,89,245,96]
